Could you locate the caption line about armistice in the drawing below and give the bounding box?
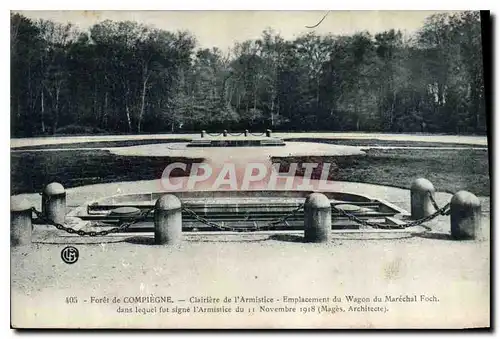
[66,294,440,316]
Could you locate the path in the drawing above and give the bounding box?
[11,132,488,148]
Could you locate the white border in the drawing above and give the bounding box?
[5,0,499,10]
[2,0,497,337]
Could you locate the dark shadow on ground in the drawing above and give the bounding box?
[124,236,156,245]
[412,232,470,241]
[413,232,453,240]
[267,234,306,243]
[330,235,415,241]
[125,235,270,244]
[32,239,127,245]
[185,238,269,243]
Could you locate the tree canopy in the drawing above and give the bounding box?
[11,11,486,137]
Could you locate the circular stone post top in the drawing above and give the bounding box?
[11,198,32,212]
[43,182,65,195]
[155,194,182,211]
[451,190,480,207]
[305,193,331,209]
[411,178,435,192]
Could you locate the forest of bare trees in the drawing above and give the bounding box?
[11,11,487,137]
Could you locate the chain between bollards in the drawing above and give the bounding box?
[333,200,450,230]
[428,191,441,211]
[181,204,304,232]
[31,207,153,237]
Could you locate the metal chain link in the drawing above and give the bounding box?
[267,204,304,227]
[206,132,223,137]
[30,191,450,235]
[332,193,451,230]
[249,132,265,136]
[31,207,153,237]
[228,132,244,136]
[181,204,304,232]
[428,191,441,211]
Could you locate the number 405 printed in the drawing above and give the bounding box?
[66,297,78,304]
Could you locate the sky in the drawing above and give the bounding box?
[17,10,462,51]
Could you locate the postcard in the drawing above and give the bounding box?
[10,10,490,329]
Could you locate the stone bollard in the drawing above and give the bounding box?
[244,129,249,137]
[223,130,228,137]
[11,198,33,246]
[154,194,183,245]
[42,182,66,225]
[304,193,331,243]
[266,129,272,137]
[201,130,206,138]
[450,191,481,240]
[410,178,435,219]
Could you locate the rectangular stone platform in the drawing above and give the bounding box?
[187,135,285,147]
[76,191,409,232]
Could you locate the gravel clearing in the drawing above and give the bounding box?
[11,230,490,328]
[11,179,490,329]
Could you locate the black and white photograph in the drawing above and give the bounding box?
[9,9,490,329]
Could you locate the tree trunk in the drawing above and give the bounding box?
[124,81,132,133]
[93,83,98,123]
[221,77,229,107]
[103,91,108,128]
[316,78,320,107]
[125,103,132,133]
[41,88,45,133]
[227,82,235,106]
[53,86,60,135]
[27,66,32,121]
[277,96,280,117]
[253,83,257,111]
[270,100,274,127]
[138,75,149,133]
[390,90,396,130]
